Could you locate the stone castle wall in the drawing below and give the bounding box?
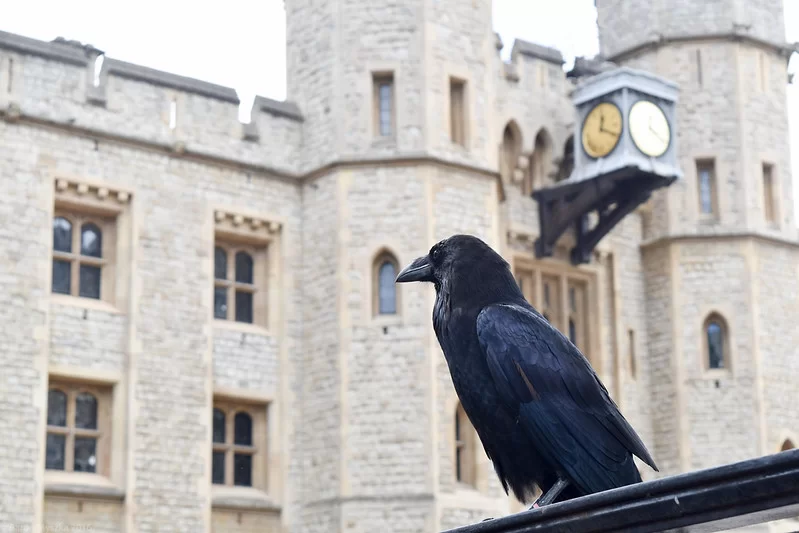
[1,0,797,530]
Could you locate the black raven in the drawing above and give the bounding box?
[396,234,657,508]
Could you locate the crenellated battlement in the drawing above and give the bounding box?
[0,29,304,176]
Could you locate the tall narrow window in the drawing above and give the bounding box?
[567,281,587,353]
[540,274,560,324]
[373,73,394,137]
[454,403,476,486]
[45,382,109,475]
[450,78,466,146]
[52,214,107,300]
[628,329,637,379]
[762,163,777,225]
[695,49,703,87]
[704,313,728,370]
[526,129,553,195]
[373,251,399,316]
[556,136,575,182]
[501,122,521,184]
[696,159,717,217]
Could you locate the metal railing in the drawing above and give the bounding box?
[445,448,799,533]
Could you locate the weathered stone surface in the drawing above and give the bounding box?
[0,0,796,532]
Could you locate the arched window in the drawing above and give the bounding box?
[373,252,399,316]
[703,313,728,370]
[213,245,258,325]
[556,136,574,182]
[525,128,553,195]
[212,403,261,488]
[455,402,476,486]
[51,215,106,299]
[781,439,795,452]
[500,121,521,184]
[45,384,107,474]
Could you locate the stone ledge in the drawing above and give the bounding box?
[44,483,125,502]
[211,488,280,513]
[510,39,565,65]
[0,29,94,66]
[104,58,240,104]
[254,96,304,122]
[608,32,799,63]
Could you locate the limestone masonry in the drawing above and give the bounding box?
[0,0,798,532]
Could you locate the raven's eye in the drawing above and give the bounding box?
[431,247,441,261]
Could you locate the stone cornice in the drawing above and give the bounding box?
[4,109,500,186]
[607,32,799,63]
[641,231,799,251]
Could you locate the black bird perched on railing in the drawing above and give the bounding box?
[396,234,658,510]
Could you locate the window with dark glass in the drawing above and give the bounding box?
[52,215,105,299]
[45,384,105,474]
[705,315,727,370]
[211,404,260,488]
[213,243,260,325]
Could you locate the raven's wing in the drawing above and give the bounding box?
[476,302,658,494]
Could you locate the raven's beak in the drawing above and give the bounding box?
[396,255,434,283]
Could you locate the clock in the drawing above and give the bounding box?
[581,102,623,159]
[628,100,671,157]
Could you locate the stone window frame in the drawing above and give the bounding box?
[449,76,468,147]
[213,209,282,332]
[454,402,477,488]
[513,258,599,369]
[525,128,554,196]
[372,249,401,318]
[213,242,265,326]
[695,158,719,221]
[372,71,395,139]
[700,311,732,375]
[45,379,113,478]
[211,396,269,493]
[500,120,523,186]
[51,177,132,311]
[51,211,115,302]
[761,161,779,228]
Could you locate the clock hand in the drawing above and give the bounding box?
[648,124,667,144]
[599,123,620,136]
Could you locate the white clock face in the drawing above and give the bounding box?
[628,100,671,158]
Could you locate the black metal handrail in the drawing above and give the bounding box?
[445,448,799,533]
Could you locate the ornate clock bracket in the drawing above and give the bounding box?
[533,166,676,265]
[532,67,683,266]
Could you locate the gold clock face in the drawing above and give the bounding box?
[629,100,671,157]
[581,102,623,159]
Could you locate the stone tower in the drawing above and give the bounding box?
[596,0,799,475]
[285,0,511,531]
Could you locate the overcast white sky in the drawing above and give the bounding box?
[4,0,799,208]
